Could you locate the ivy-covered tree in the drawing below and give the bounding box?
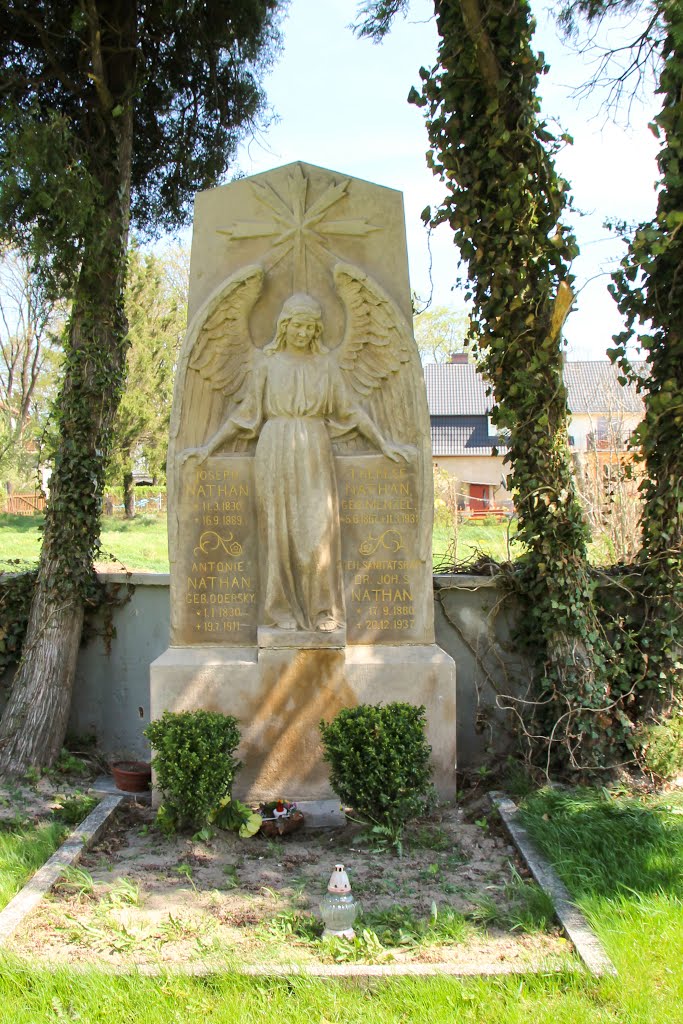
[356,0,619,768]
[0,0,285,774]
[561,0,683,709]
[109,244,188,517]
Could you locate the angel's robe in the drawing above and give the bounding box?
[226,348,370,631]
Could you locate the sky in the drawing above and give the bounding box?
[228,0,662,360]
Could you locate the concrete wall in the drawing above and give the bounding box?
[433,576,529,768]
[68,573,171,761]
[49,571,526,771]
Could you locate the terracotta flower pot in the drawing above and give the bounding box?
[111,760,151,793]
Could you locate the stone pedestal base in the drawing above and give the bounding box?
[150,644,456,802]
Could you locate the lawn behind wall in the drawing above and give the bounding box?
[0,512,628,575]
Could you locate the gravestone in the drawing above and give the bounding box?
[151,161,456,801]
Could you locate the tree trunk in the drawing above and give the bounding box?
[0,569,84,773]
[123,469,136,519]
[0,2,136,775]
[0,250,129,773]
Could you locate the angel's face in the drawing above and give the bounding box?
[284,314,320,351]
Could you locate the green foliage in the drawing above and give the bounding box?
[107,243,187,505]
[520,786,683,901]
[210,795,262,838]
[1,784,683,1024]
[0,0,286,775]
[0,3,285,284]
[359,904,471,948]
[606,3,683,703]
[52,792,98,826]
[103,486,166,503]
[411,0,628,767]
[635,712,683,780]
[412,304,469,364]
[320,702,433,850]
[0,570,36,675]
[0,821,66,911]
[366,0,680,768]
[51,749,91,778]
[472,870,557,933]
[56,866,96,899]
[353,1,409,41]
[259,910,322,942]
[145,711,241,833]
[323,927,390,963]
[0,247,66,483]
[0,108,104,298]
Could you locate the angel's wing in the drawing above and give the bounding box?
[166,265,263,564]
[188,265,264,399]
[333,262,415,447]
[332,262,433,564]
[169,264,263,456]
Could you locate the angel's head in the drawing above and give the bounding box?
[267,293,325,354]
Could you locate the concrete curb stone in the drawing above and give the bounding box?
[0,793,124,945]
[490,791,617,977]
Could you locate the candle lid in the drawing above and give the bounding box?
[327,864,351,893]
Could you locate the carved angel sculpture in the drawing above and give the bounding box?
[174,263,420,634]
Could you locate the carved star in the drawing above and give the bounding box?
[216,165,378,290]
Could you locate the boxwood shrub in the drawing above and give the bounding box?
[320,702,433,849]
[145,710,241,832]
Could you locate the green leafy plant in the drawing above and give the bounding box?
[259,910,322,942]
[53,793,98,826]
[52,748,91,777]
[636,713,683,780]
[210,795,262,838]
[356,0,644,771]
[320,702,434,852]
[104,877,140,908]
[145,710,241,832]
[57,866,96,899]
[323,927,390,964]
[360,904,471,949]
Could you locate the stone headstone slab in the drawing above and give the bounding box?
[167,161,433,645]
[153,161,456,800]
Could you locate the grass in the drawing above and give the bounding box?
[0,788,680,1021]
[518,785,683,1023]
[434,518,629,570]
[249,880,555,964]
[0,512,169,573]
[2,513,520,573]
[2,512,623,575]
[432,517,519,568]
[0,821,66,911]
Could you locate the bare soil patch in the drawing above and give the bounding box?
[10,792,576,973]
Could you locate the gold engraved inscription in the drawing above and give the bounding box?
[337,458,421,641]
[180,461,257,642]
[358,530,404,557]
[340,464,418,528]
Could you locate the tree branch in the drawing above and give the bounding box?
[86,0,115,113]
[458,0,503,97]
